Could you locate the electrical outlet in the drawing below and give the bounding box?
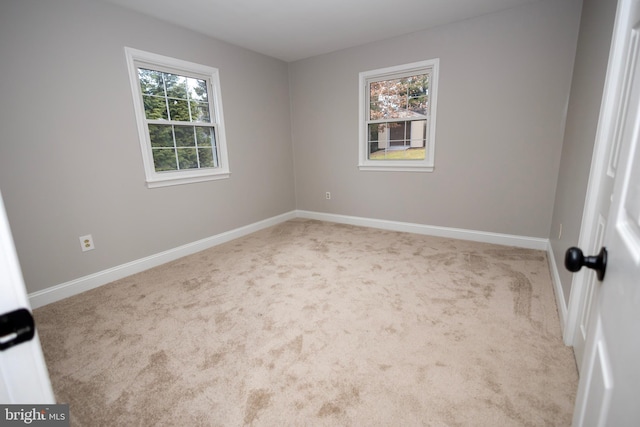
[79,234,95,252]
[326,192,331,200]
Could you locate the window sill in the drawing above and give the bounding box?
[146,172,230,188]
[358,164,434,172]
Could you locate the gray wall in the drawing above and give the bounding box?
[0,0,295,293]
[289,0,582,238]
[549,0,618,304]
[1,0,591,297]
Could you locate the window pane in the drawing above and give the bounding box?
[408,96,428,116]
[168,99,190,121]
[148,125,218,170]
[407,75,428,96]
[198,147,215,168]
[388,121,407,145]
[138,69,164,96]
[148,124,173,148]
[191,102,210,122]
[187,78,208,102]
[369,73,429,120]
[143,95,168,120]
[367,120,426,160]
[177,148,198,169]
[195,126,214,147]
[197,127,217,168]
[174,126,195,147]
[368,123,384,153]
[152,148,177,171]
[139,69,213,125]
[368,123,381,143]
[164,73,188,99]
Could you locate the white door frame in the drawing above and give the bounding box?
[572,0,640,421]
[0,190,55,403]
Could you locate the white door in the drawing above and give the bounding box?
[566,106,616,369]
[0,190,55,403]
[572,0,640,424]
[564,1,625,368]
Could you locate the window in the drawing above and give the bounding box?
[125,47,229,188]
[359,59,439,172]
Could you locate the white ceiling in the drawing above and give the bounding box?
[102,0,540,62]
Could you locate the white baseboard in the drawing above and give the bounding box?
[28,211,297,309]
[30,209,551,308]
[296,210,549,250]
[546,242,568,339]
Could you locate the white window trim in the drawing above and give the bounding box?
[124,47,230,188]
[358,59,439,172]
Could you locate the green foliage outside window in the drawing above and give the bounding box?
[137,68,217,172]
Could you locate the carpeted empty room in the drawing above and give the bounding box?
[34,219,578,425]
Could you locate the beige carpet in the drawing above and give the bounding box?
[34,219,578,426]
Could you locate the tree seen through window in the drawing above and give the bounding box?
[137,68,217,172]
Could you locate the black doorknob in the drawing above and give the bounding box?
[564,246,608,281]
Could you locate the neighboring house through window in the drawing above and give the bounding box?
[359,59,439,172]
[125,47,229,188]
